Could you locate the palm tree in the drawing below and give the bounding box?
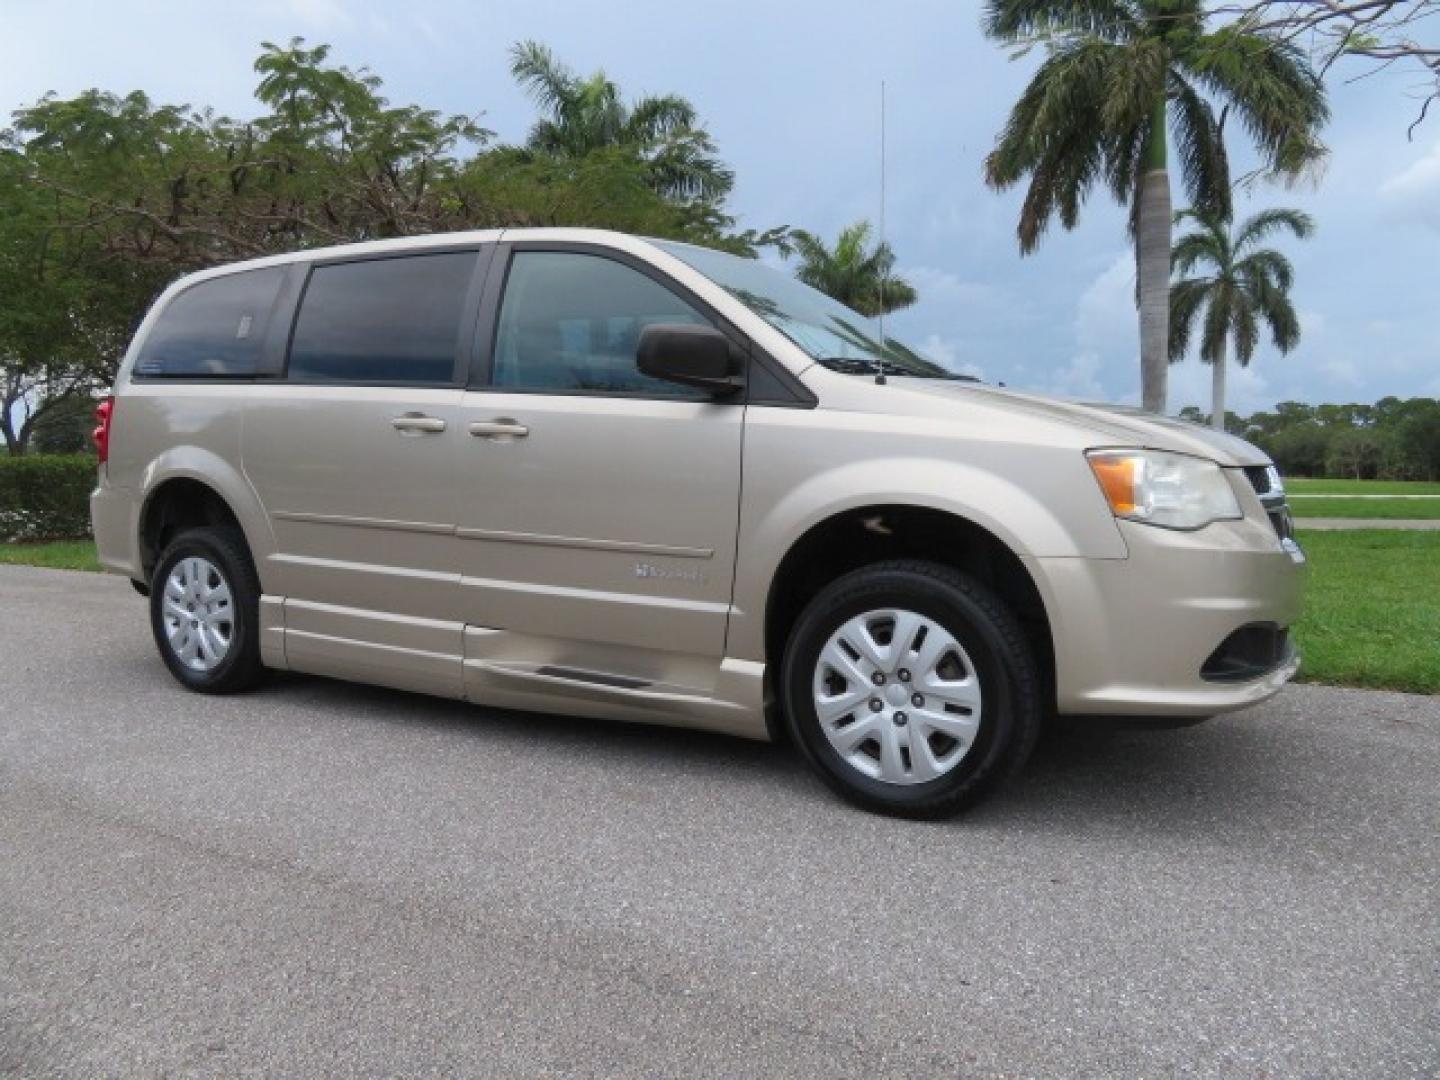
[1169,207,1313,429]
[982,1,1328,413]
[509,41,732,202]
[790,221,918,317]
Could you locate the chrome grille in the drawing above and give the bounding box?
[1244,465,1294,541]
[1267,505,1296,542]
[1243,465,1275,496]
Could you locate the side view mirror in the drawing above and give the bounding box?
[636,324,743,397]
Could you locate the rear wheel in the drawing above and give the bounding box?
[149,527,264,693]
[781,560,1042,818]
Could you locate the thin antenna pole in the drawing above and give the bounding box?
[878,79,887,349]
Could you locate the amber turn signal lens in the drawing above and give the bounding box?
[1088,454,1137,515]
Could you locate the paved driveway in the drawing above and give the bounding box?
[2,565,1436,1077]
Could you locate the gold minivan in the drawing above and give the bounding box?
[91,228,1305,816]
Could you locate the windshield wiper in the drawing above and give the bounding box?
[816,357,979,382]
[817,357,885,376]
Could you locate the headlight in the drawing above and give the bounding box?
[1086,449,1242,530]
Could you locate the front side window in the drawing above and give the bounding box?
[135,267,286,378]
[491,251,710,396]
[287,252,476,384]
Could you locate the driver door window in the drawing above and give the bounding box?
[491,251,709,397]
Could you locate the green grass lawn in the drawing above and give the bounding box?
[2,533,1436,694]
[1293,530,1440,695]
[1285,477,1440,519]
[0,539,102,572]
[1287,478,1440,496]
[1290,497,1440,519]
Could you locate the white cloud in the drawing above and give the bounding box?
[1298,309,1327,340]
[1378,140,1440,230]
[917,334,985,380]
[901,265,1000,309]
[1006,253,1140,403]
[1041,351,1108,401]
[1169,358,1272,416]
[1073,253,1134,354]
[264,0,355,30]
[1322,358,1362,387]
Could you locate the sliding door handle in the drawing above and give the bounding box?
[392,414,447,434]
[468,420,530,439]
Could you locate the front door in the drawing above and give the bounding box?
[453,246,744,683]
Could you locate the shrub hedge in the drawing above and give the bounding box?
[0,454,98,542]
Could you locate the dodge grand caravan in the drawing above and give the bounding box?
[90,228,1305,817]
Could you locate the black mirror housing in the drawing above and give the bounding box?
[636,324,743,396]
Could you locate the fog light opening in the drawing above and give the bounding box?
[1201,623,1292,683]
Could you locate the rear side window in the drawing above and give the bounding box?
[135,267,286,378]
[287,252,476,384]
[492,252,710,396]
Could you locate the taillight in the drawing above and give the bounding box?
[93,396,114,464]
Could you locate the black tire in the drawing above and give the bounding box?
[780,560,1043,818]
[149,526,265,694]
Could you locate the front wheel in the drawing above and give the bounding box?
[780,560,1042,818]
[149,526,265,694]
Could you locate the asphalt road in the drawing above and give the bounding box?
[2,564,1437,1078]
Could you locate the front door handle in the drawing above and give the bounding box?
[468,420,530,439]
[392,414,447,434]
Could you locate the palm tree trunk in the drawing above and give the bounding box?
[1211,338,1227,431]
[1137,97,1171,415]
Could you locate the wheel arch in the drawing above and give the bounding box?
[137,451,273,589]
[761,504,1056,734]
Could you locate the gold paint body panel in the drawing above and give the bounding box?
[92,228,1303,738]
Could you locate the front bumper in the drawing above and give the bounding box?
[1030,514,1306,718]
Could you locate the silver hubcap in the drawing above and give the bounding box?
[162,556,233,673]
[812,608,982,785]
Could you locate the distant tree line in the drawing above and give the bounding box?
[1182,397,1440,480]
[0,37,929,456]
[0,38,799,455]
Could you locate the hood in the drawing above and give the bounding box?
[897,380,1272,467]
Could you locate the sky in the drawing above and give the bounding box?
[3,0,1437,414]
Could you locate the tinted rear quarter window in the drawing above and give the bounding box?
[135,267,286,378]
[287,252,476,384]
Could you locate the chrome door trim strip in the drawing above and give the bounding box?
[455,526,714,559]
[268,552,459,583]
[272,510,453,535]
[459,572,730,614]
[271,512,713,560]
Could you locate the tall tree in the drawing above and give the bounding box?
[982,0,1328,413]
[1,39,785,451]
[1221,1,1438,136]
[1169,206,1313,428]
[509,41,733,202]
[789,221,918,317]
[251,38,490,240]
[0,146,146,455]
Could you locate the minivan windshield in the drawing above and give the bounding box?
[652,240,975,381]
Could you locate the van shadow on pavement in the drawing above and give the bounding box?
[253,669,1330,842]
